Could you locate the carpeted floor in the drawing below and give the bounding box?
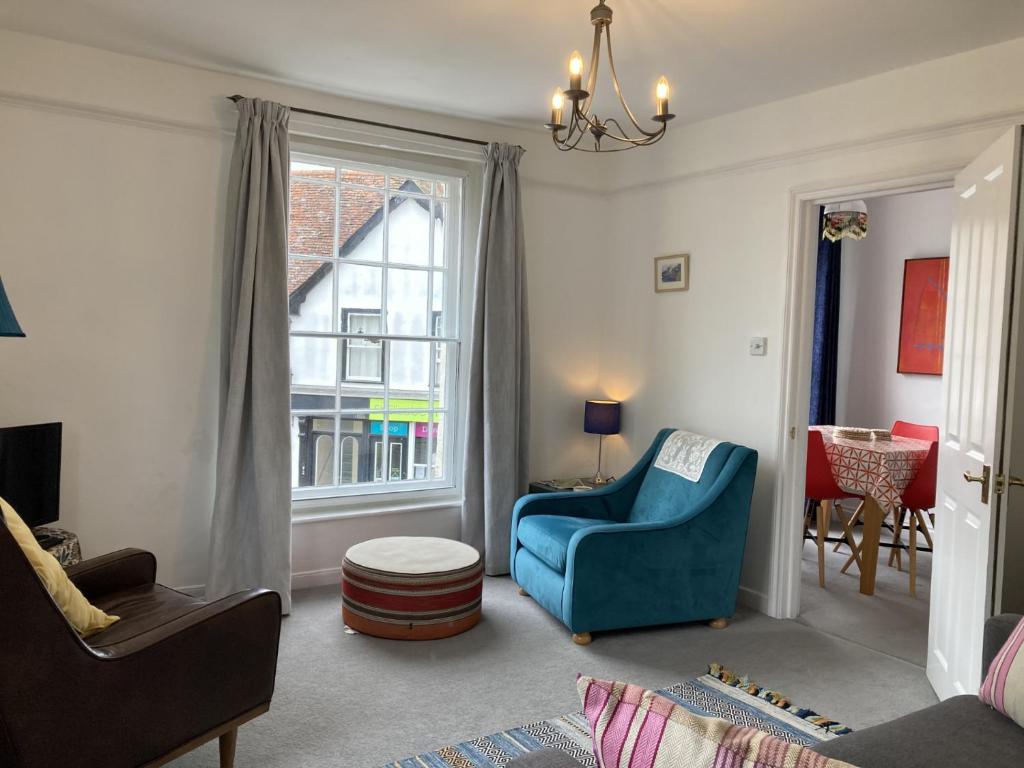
[171,577,937,768]
[798,521,931,666]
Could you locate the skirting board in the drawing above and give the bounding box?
[292,566,343,591]
[174,567,342,596]
[181,575,770,612]
[737,584,770,615]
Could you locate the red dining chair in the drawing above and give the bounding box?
[887,421,939,572]
[899,441,938,597]
[891,420,940,442]
[805,430,863,588]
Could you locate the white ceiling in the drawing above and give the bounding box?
[4,0,1024,127]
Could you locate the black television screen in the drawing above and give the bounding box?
[0,422,62,528]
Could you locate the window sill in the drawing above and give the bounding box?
[291,491,463,525]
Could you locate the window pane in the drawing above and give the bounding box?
[433,201,447,267]
[290,336,337,389]
[291,416,337,488]
[389,175,432,195]
[387,340,433,396]
[337,263,382,330]
[430,282,445,336]
[386,268,428,335]
[288,260,333,331]
[289,179,335,257]
[431,341,455,403]
[339,167,385,188]
[432,413,449,480]
[338,187,385,261]
[291,160,334,181]
[387,195,431,266]
[436,181,448,198]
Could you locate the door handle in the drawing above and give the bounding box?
[963,465,992,504]
[994,474,1024,495]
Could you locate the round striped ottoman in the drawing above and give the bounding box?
[341,536,483,640]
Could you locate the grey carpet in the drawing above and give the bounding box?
[171,577,937,768]
[798,521,931,666]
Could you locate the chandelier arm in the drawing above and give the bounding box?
[554,120,591,152]
[554,107,590,151]
[600,117,659,145]
[579,24,602,116]
[604,26,662,138]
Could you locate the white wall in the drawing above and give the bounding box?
[836,188,954,431]
[0,29,608,588]
[594,36,1024,611]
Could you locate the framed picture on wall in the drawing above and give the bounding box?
[897,256,950,375]
[654,254,689,293]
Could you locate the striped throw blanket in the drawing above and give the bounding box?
[579,676,858,768]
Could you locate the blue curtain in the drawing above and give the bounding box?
[809,208,842,426]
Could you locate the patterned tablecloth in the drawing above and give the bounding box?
[812,426,931,511]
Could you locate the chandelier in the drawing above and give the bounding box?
[545,0,674,152]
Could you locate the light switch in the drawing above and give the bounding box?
[749,337,767,356]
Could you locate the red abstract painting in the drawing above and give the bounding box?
[898,256,949,375]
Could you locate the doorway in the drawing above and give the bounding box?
[798,187,954,665]
[768,169,957,619]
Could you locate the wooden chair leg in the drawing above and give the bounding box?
[219,728,237,768]
[888,508,906,571]
[833,502,859,553]
[909,509,918,598]
[816,500,828,588]
[840,503,865,574]
[917,509,934,549]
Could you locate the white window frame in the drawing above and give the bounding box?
[288,145,470,508]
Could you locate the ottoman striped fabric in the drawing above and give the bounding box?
[341,536,483,640]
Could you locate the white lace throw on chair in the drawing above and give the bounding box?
[654,430,723,481]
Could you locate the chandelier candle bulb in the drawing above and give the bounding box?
[655,76,670,116]
[568,50,584,92]
[550,87,565,127]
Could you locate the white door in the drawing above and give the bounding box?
[928,127,1024,700]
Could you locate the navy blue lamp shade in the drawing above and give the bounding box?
[584,400,621,435]
[0,277,25,338]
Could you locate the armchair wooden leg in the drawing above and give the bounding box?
[572,632,592,645]
[517,586,529,596]
[709,618,729,630]
[219,728,237,768]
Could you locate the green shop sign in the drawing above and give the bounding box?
[368,398,441,423]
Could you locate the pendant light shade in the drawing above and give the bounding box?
[822,200,868,242]
[0,277,25,337]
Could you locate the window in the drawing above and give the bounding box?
[287,152,463,500]
[342,309,382,382]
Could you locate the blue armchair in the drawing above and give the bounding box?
[509,429,758,644]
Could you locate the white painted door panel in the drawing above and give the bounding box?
[928,127,1021,700]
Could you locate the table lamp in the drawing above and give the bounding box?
[584,399,620,485]
[0,277,25,337]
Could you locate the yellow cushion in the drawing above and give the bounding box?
[1,496,119,637]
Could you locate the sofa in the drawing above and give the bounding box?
[508,614,1024,767]
[510,429,758,644]
[0,514,282,768]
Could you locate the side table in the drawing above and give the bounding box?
[33,526,82,567]
[529,477,613,494]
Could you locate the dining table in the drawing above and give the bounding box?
[810,426,932,595]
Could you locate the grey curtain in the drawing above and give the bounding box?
[462,143,529,575]
[207,98,292,613]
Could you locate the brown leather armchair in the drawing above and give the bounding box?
[0,515,282,767]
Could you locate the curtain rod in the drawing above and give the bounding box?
[227,95,490,148]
